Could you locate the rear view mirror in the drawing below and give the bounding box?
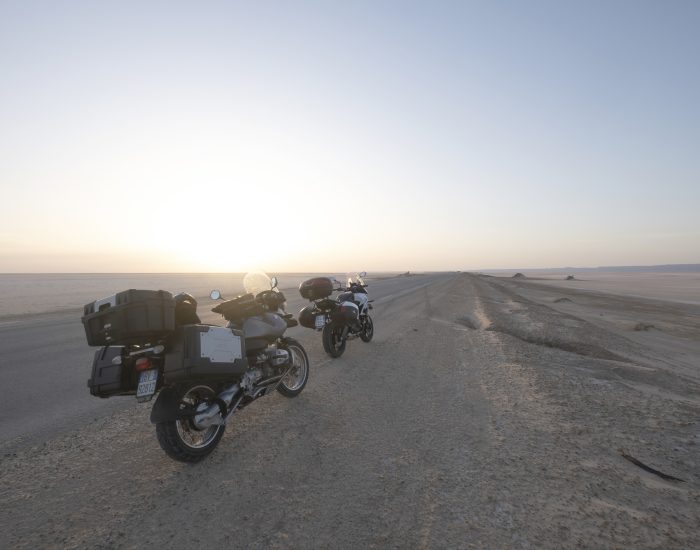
[271,276,278,289]
[360,271,367,277]
[210,290,221,300]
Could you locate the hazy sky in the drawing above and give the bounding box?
[1,0,698,272]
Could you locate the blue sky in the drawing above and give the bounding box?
[0,0,698,271]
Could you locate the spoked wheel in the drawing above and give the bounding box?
[360,315,374,342]
[277,338,310,397]
[322,323,346,358]
[156,384,225,463]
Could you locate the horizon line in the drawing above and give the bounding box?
[1,262,699,275]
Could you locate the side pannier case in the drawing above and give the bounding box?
[82,289,176,346]
[333,301,360,329]
[164,325,248,381]
[299,277,334,300]
[298,305,318,329]
[87,346,135,398]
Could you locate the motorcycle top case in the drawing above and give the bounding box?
[299,277,334,300]
[82,289,176,346]
[87,346,135,398]
[164,324,248,382]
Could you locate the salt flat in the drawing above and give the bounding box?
[487,271,700,305]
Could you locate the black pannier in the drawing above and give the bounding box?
[332,302,360,329]
[299,277,334,300]
[82,289,175,346]
[87,346,135,398]
[298,305,319,329]
[164,325,248,381]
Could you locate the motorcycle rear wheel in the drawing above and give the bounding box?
[155,384,226,463]
[360,315,374,342]
[322,323,346,358]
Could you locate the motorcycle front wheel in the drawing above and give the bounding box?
[360,315,374,342]
[277,337,310,397]
[155,384,226,463]
[322,323,346,358]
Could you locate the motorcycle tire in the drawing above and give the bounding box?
[155,384,226,463]
[277,337,310,398]
[360,315,374,342]
[322,323,346,358]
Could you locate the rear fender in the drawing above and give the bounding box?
[149,387,182,424]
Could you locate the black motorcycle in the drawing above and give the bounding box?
[82,272,309,462]
[298,272,374,358]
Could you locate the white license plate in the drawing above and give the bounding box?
[136,369,158,399]
[315,315,326,329]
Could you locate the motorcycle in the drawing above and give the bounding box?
[82,272,309,462]
[298,272,374,358]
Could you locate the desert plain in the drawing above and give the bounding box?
[1,271,698,548]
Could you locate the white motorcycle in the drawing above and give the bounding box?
[298,272,374,358]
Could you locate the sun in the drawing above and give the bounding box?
[164,229,274,272]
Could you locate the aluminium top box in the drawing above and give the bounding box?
[82,289,176,346]
[164,324,248,382]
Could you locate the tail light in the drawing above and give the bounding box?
[135,357,153,371]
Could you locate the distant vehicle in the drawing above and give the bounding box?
[81,272,309,462]
[297,272,374,358]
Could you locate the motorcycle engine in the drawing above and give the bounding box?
[266,349,289,367]
[240,368,263,392]
[253,348,290,377]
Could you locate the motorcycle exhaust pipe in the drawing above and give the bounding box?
[215,374,284,420]
[193,383,240,429]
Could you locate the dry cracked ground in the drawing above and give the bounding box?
[1,273,698,548]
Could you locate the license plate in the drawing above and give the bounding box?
[136,369,158,400]
[315,315,326,329]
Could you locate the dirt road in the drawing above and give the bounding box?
[2,274,698,548]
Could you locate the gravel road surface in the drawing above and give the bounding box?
[1,273,698,548]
